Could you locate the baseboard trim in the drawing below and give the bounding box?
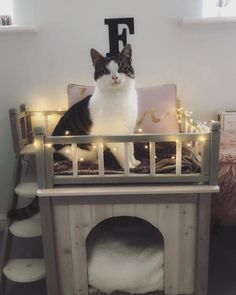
[0,213,7,232]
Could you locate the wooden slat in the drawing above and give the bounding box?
[44,115,49,135]
[9,109,21,154]
[149,142,156,176]
[90,204,113,228]
[158,204,180,295]
[178,203,197,294]
[39,198,60,295]
[176,140,182,176]
[69,205,89,295]
[194,140,200,160]
[124,142,129,176]
[53,205,74,295]
[35,127,47,189]
[54,174,209,185]
[112,204,135,217]
[134,204,159,228]
[98,143,104,176]
[52,194,198,206]
[201,141,210,176]
[71,144,78,177]
[46,133,211,145]
[195,194,211,295]
[45,145,54,188]
[209,122,221,184]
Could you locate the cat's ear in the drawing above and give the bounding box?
[90,49,104,66]
[120,44,132,62]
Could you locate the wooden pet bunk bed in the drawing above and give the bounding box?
[0,85,221,295]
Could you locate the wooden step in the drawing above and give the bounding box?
[9,215,41,238]
[3,259,45,283]
[15,182,38,198]
[20,144,35,155]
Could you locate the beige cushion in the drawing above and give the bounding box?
[67,84,180,133]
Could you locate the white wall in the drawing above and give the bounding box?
[1,0,236,213]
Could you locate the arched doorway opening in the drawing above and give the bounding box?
[86,216,164,294]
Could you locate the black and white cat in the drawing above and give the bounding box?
[53,44,140,169]
[8,44,140,220]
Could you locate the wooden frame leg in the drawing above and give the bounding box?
[195,194,211,295]
[39,197,60,295]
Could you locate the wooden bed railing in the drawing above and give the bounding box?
[9,104,221,189]
[34,121,220,188]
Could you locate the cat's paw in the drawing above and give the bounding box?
[129,159,141,169]
[132,159,141,167]
[133,160,142,167]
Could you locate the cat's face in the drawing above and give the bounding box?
[90,45,135,91]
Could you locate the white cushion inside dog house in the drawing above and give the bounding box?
[86,217,164,294]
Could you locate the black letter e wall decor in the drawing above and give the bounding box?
[105,18,134,57]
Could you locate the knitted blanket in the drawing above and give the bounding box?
[54,142,200,176]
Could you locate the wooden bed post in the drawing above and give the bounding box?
[34,127,47,189]
[39,197,60,295]
[209,122,221,185]
[195,194,212,295]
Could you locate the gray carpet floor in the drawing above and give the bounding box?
[0,225,236,295]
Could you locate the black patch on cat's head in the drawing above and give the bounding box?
[117,44,135,79]
[90,44,135,81]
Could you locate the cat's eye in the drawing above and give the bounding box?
[118,64,127,73]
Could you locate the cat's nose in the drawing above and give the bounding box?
[112,75,119,81]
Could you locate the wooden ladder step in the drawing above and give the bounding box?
[15,182,38,198]
[3,258,45,283]
[20,144,35,155]
[9,214,41,238]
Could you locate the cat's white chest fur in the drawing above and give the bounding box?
[89,79,140,169]
[89,83,138,135]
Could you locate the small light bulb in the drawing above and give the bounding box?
[80,157,84,162]
[178,120,181,123]
[65,130,70,135]
[138,128,143,133]
[66,149,70,154]
[187,143,191,147]
[171,156,175,160]
[145,145,149,149]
